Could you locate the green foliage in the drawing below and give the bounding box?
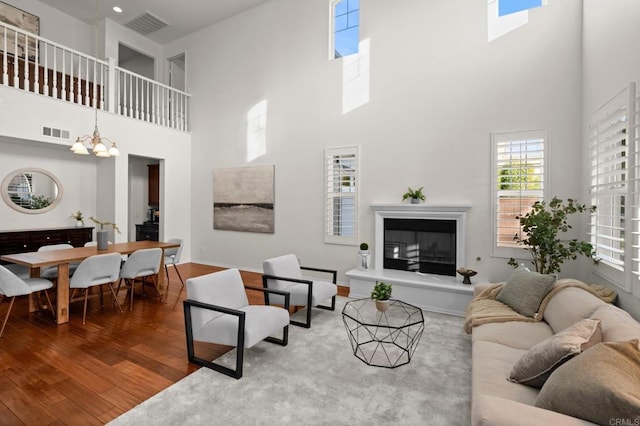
[498,163,541,190]
[402,186,426,202]
[507,197,596,274]
[359,242,369,251]
[70,210,84,224]
[371,281,392,301]
[90,216,121,234]
[28,195,52,209]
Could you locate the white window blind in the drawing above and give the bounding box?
[589,82,639,294]
[492,130,548,257]
[325,146,359,245]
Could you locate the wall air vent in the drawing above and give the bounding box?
[42,126,70,140]
[125,11,170,35]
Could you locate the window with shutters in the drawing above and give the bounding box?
[589,82,639,293]
[325,146,359,245]
[492,130,548,258]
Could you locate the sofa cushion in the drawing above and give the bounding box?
[473,395,597,426]
[472,341,540,406]
[590,305,640,342]
[472,321,554,350]
[496,269,556,317]
[543,287,607,333]
[508,319,601,388]
[535,340,640,425]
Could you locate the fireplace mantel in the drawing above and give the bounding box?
[370,203,472,272]
[345,203,474,316]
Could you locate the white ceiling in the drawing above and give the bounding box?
[37,0,273,44]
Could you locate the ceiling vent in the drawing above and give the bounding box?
[125,11,169,35]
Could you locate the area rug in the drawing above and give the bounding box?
[109,297,471,425]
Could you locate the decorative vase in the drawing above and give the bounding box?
[76,220,83,227]
[375,300,390,312]
[358,250,370,270]
[97,231,109,250]
[411,198,420,204]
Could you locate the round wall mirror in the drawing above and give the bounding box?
[1,168,63,214]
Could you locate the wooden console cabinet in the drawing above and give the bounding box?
[0,226,93,264]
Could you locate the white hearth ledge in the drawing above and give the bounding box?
[346,268,474,317]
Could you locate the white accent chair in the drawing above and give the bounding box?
[164,238,184,291]
[69,253,123,324]
[0,265,55,337]
[262,254,337,328]
[117,248,163,310]
[183,268,290,379]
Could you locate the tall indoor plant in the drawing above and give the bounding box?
[507,197,596,274]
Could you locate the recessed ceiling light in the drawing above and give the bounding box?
[113,6,123,13]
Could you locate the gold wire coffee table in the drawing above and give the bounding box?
[342,298,424,368]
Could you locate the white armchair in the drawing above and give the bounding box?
[183,268,290,379]
[262,254,337,328]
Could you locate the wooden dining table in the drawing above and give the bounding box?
[1,240,181,324]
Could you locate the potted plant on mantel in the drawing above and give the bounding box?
[371,281,393,312]
[90,216,121,250]
[402,186,426,204]
[507,197,596,274]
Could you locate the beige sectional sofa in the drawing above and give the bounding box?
[468,281,640,425]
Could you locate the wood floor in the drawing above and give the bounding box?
[0,263,348,425]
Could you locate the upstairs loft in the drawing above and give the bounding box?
[0,20,190,133]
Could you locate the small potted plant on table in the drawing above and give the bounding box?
[358,242,370,270]
[371,281,393,312]
[70,210,84,227]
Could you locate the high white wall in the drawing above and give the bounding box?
[185,0,584,284]
[583,0,640,318]
[0,137,97,230]
[0,86,192,258]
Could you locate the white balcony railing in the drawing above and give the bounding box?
[1,21,190,131]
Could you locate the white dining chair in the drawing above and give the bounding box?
[117,248,163,310]
[38,243,78,279]
[0,265,55,337]
[69,252,123,324]
[164,238,185,291]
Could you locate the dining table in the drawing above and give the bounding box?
[1,240,181,324]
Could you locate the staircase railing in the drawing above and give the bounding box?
[0,20,190,131]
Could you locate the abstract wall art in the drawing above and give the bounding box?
[213,165,275,233]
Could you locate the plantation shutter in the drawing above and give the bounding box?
[589,86,631,276]
[492,130,547,251]
[325,146,359,245]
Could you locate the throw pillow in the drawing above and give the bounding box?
[496,269,556,317]
[509,318,601,388]
[535,339,640,425]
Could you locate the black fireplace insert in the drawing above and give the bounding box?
[383,218,456,276]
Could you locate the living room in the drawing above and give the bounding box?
[0,0,639,423]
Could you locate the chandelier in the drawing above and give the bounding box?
[71,0,120,158]
[71,109,120,157]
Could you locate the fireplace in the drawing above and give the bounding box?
[384,218,456,276]
[372,203,471,276]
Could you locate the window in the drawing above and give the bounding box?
[325,146,359,245]
[492,130,548,257]
[331,0,360,59]
[589,83,639,292]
